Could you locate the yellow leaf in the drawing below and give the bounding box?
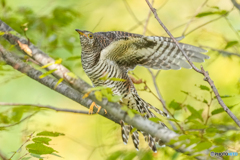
[39,69,57,79]
[54,78,64,89]
[41,62,54,69]
[0,31,5,36]
[109,77,126,82]
[67,72,78,79]
[99,73,108,81]
[82,91,91,99]
[55,58,62,64]
[94,91,102,101]
[17,40,32,56]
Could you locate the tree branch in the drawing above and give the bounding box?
[145,0,240,128]
[0,102,92,115]
[0,150,7,160]
[0,40,207,159]
[231,0,240,11]
[0,19,91,94]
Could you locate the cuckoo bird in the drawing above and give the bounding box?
[76,30,209,152]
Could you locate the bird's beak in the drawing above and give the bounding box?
[75,29,88,38]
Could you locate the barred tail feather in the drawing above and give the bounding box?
[120,120,130,145]
[130,126,140,151]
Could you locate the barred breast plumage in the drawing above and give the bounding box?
[76,29,209,152]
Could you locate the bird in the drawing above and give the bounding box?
[75,29,209,152]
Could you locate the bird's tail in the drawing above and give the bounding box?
[120,94,168,152]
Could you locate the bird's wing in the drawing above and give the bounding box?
[100,35,209,70]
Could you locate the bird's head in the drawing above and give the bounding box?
[75,29,95,50]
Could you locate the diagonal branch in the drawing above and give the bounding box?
[145,0,240,128]
[0,150,7,160]
[0,39,206,159]
[0,19,91,94]
[231,0,240,11]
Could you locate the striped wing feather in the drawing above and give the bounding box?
[99,35,209,70]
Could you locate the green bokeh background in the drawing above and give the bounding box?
[0,0,240,159]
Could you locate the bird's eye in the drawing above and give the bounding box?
[88,34,93,39]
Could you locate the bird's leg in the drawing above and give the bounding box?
[128,75,143,84]
[89,102,107,114]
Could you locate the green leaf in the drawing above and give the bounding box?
[186,105,204,122]
[99,73,108,81]
[39,69,57,79]
[21,157,31,160]
[106,151,123,160]
[63,38,74,53]
[219,95,233,98]
[169,100,182,110]
[109,77,126,82]
[205,127,218,137]
[211,146,225,152]
[108,95,122,102]
[181,90,189,95]
[66,72,78,79]
[141,151,153,160]
[32,137,52,145]
[186,120,207,129]
[11,107,24,122]
[94,91,102,101]
[26,143,57,155]
[121,106,129,111]
[225,41,238,49]
[66,56,81,61]
[212,137,226,145]
[30,153,44,159]
[199,85,210,91]
[148,117,161,123]
[196,10,227,18]
[127,110,135,118]
[122,152,137,160]
[193,141,212,152]
[211,108,224,115]
[36,131,65,137]
[211,104,236,115]
[130,128,137,134]
[168,118,180,122]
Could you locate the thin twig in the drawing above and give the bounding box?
[128,0,169,33]
[0,150,7,160]
[182,0,209,36]
[0,112,37,128]
[231,0,240,11]
[133,72,185,133]
[145,0,240,127]
[0,102,92,115]
[18,153,29,160]
[200,45,240,58]
[123,0,155,35]
[147,69,178,131]
[224,17,240,41]
[204,91,213,125]
[184,10,230,36]
[8,132,34,160]
[143,0,154,35]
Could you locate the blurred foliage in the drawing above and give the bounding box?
[0,0,240,160]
